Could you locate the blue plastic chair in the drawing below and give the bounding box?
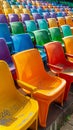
[11,33,46,61]
[0,23,13,53]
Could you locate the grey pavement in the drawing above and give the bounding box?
[60,114,73,130]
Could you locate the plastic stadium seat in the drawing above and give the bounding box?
[0,38,16,79]
[65,16,73,34]
[32,13,42,22]
[65,16,73,27]
[12,48,66,127]
[43,12,51,21]
[0,14,8,24]
[0,23,13,53]
[49,27,64,46]
[0,60,38,130]
[47,18,58,28]
[37,19,49,31]
[10,22,25,35]
[61,25,72,37]
[57,17,66,26]
[4,8,13,16]
[11,33,46,61]
[33,29,51,46]
[63,36,73,62]
[20,13,30,23]
[8,14,19,22]
[44,41,73,101]
[25,20,38,32]
[25,20,38,41]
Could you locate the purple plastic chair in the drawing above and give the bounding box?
[50,12,57,19]
[32,13,42,21]
[43,12,51,20]
[20,14,30,23]
[8,14,19,22]
[0,14,8,24]
[0,38,16,79]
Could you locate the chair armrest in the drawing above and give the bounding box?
[16,80,37,93]
[47,63,63,74]
[36,45,44,49]
[65,53,73,58]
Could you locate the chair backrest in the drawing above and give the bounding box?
[25,20,37,32]
[50,12,57,19]
[0,14,8,24]
[47,18,58,28]
[65,16,73,27]
[49,27,63,45]
[8,14,19,22]
[43,12,51,20]
[33,29,51,46]
[37,19,48,30]
[4,8,13,16]
[56,12,63,17]
[0,23,12,42]
[61,25,72,37]
[0,38,12,64]
[63,36,73,62]
[12,49,45,81]
[0,60,18,104]
[21,14,30,23]
[10,22,25,35]
[44,41,66,65]
[32,13,42,21]
[12,33,34,52]
[57,17,66,26]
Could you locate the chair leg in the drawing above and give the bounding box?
[64,80,71,101]
[37,99,49,127]
[30,117,38,130]
[55,92,64,106]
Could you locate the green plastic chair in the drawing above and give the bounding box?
[61,25,72,37]
[10,22,25,35]
[49,27,64,46]
[33,29,51,46]
[25,20,38,41]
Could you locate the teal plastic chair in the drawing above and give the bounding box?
[61,25,72,37]
[25,20,38,41]
[37,19,49,30]
[49,27,64,46]
[10,21,25,35]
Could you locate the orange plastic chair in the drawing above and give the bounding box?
[0,60,38,130]
[65,16,73,33]
[47,18,58,28]
[63,36,73,62]
[44,41,73,101]
[57,17,66,26]
[12,48,66,127]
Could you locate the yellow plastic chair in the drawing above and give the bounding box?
[14,8,22,18]
[63,36,73,62]
[0,60,38,130]
[4,8,13,16]
[12,48,66,127]
[47,18,58,28]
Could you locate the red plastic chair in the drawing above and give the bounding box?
[44,41,73,101]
